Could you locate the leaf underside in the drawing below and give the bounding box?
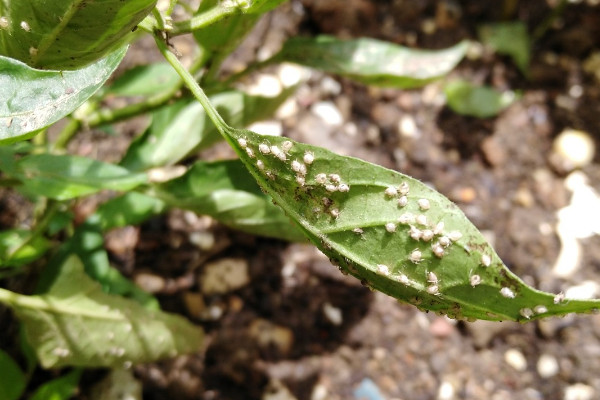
[221,126,600,322]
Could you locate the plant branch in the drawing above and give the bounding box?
[6,201,59,260]
[170,3,239,36]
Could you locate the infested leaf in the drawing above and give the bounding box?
[272,36,469,88]
[219,126,600,322]
[0,0,156,69]
[2,256,203,368]
[444,80,518,118]
[153,160,306,242]
[0,47,127,143]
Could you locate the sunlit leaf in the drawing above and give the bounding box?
[153,160,306,242]
[15,154,148,200]
[479,21,530,75]
[0,47,127,143]
[218,126,600,322]
[2,256,203,368]
[444,80,518,118]
[0,229,51,267]
[29,369,82,400]
[272,36,469,88]
[0,0,156,69]
[121,87,296,171]
[106,62,180,97]
[0,349,26,400]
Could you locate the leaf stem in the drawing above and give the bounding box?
[153,33,228,133]
[6,201,59,260]
[170,3,239,36]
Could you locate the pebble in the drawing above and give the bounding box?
[200,258,250,295]
[278,63,310,87]
[247,120,283,136]
[353,378,385,400]
[564,281,600,299]
[397,115,419,138]
[537,354,560,378]
[182,292,206,319]
[437,380,456,400]
[245,74,283,97]
[504,349,527,372]
[249,319,294,355]
[134,272,166,294]
[311,101,344,126]
[188,231,215,250]
[263,379,298,400]
[551,129,595,171]
[322,302,343,326]
[564,383,595,400]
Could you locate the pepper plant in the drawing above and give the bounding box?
[0,0,598,396]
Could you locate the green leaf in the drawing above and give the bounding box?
[2,256,203,368]
[121,87,296,171]
[106,62,180,97]
[237,0,288,14]
[0,0,156,70]
[0,349,26,400]
[273,36,469,88]
[0,228,51,267]
[479,21,530,75]
[15,154,148,200]
[0,47,127,143]
[153,160,306,242]
[219,126,600,322]
[30,369,81,400]
[444,80,518,118]
[94,192,167,231]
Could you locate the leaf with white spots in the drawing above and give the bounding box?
[220,126,600,322]
[0,256,203,368]
[271,36,469,88]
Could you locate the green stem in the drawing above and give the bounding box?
[170,3,239,36]
[7,201,59,259]
[53,118,81,150]
[154,33,228,133]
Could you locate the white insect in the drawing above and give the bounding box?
[20,21,30,32]
[438,236,450,247]
[481,254,491,267]
[377,264,390,276]
[427,271,438,284]
[329,174,341,183]
[500,287,515,299]
[409,226,422,241]
[399,182,410,195]
[237,137,247,148]
[427,285,440,296]
[418,198,430,210]
[338,183,350,192]
[470,274,481,287]
[256,160,265,170]
[259,143,270,154]
[448,231,463,242]
[245,147,254,158]
[330,208,340,219]
[553,292,565,304]
[0,17,9,30]
[385,222,397,233]
[29,47,38,56]
[315,173,327,184]
[352,227,364,235]
[409,249,422,264]
[296,176,305,186]
[282,140,293,152]
[271,145,285,160]
[397,274,410,285]
[398,196,408,207]
[385,186,398,197]
[303,151,315,165]
[416,214,428,226]
[421,229,434,242]
[398,213,415,225]
[325,184,338,192]
[519,308,534,319]
[291,160,304,173]
[433,221,445,235]
[534,305,548,314]
[432,243,444,258]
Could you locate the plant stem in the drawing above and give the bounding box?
[154,33,228,133]
[7,201,59,259]
[170,3,239,36]
[53,118,81,150]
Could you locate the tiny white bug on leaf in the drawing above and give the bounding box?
[500,287,515,299]
[238,137,247,148]
[409,249,422,264]
[385,186,398,197]
[303,151,314,165]
[398,196,408,207]
[418,198,430,210]
[385,222,397,233]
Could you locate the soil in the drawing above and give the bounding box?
[2,0,600,399]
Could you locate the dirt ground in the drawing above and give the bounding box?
[3,0,600,399]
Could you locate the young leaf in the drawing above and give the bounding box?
[219,126,600,322]
[0,229,51,267]
[444,80,518,118]
[0,47,127,143]
[15,154,148,200]
[271,36,469,88]
[0,0,156,70]
[479,21,530,75]
[121,87,296,171]
[152,160,306,242]
[0,349,26,400]
[1,256,203,368]
[93,192,167,231]
[29,369,82,400]
[106,62,181,97]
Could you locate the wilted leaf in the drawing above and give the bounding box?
[479,21,530,75]
[107,62,180,97]
[218,126,600,321]
[0,47,127,143]
[153,160,306,242]
[2,256,203,368]
[0,349,26,400]
[0,0,156,69]
[29,369,81,400]
[0,229,51,267]
[121,87,296,171]
[272,36,469,88]
[444,80,518,118]
[15,154,148,200]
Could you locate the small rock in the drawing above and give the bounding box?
[249,319,294,355]
[564,383,595,400]
[311,101,344,126]
[263,379,298,400]
[429,317,455,338]
[322,302,343,326]
[397,115,419,138]
[564,281,600,300]
[551,129,595,172]
[245,74,282,97]
[278,63,311,87]
[200,258,250,295]
[182,292,206,319]
[354,378,385,400]
[537,353,559,378]
[247,120,283,136]
[437,380,456,400]
[311,383,328,400]
[481,136,507,166]
[188,231,215,251]
[134,272,166,294]
[504,349,528,372]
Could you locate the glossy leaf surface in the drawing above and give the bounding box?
[273,36,469,88]
[220,126,600,321]
[0,47,126,143]
[444,80,518,118]
[0,0,155,69]
[153,160,306,242]
[2,256,203,368]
